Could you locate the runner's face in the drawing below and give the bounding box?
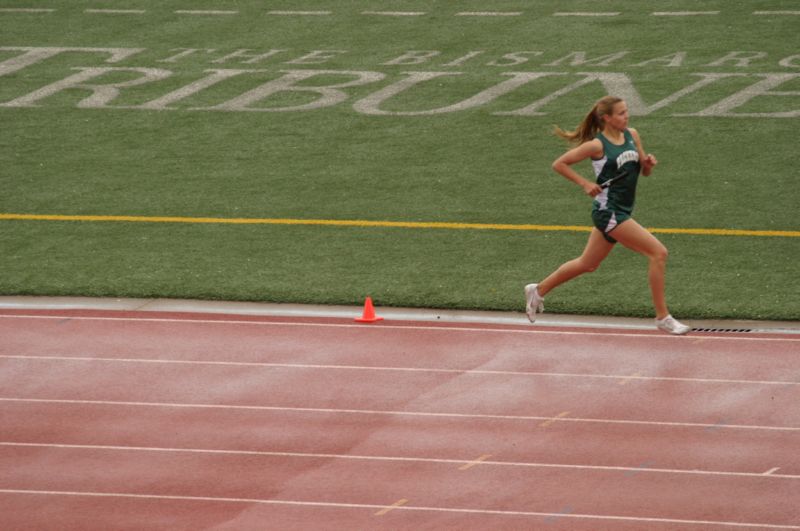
[604,102,629,130]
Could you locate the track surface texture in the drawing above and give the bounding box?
[1,307,799,530]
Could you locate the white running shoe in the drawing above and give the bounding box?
[524,283,544,323]
[655,315,691,335]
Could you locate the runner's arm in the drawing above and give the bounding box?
[551,138,604,197]
[630,128,657,177]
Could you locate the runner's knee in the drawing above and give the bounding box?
[650,244,668,264]
[577,257,603,273]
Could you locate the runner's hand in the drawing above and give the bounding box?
[583,181,602,197]
[642,154,657,173]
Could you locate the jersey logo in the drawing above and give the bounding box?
[617,149,639,166]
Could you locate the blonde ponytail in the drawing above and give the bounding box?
[553,96,623,144]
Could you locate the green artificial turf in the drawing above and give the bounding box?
[1,1,798,319]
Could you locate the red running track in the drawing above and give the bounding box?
[0,308,799,530]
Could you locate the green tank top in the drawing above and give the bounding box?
[591,129,641,215]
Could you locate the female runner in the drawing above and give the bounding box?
[524,96,690,335]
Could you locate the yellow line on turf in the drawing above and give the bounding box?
[0,213,798,238]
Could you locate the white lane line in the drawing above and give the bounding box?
[764,467,781,475]
[1,489,798,528]
[553,12,620,17]
[84,9,146,14]
[455,12,522,17]
[4,354,798,387]
[753,11,800,15]
[2,397,798,432]
[174,10,238,15]
[361,11,426,16]
[539,411,571,428]
[2,314,798,342]
[618,372,643,386]
[652,11,720,16]
[267,10,331,16]
[3,442,798,479]
[374,498,408,516]
[458,454,493,471]
[0,8,55,12]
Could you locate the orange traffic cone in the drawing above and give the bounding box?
[355,297,383,323]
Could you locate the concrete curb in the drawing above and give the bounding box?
[1,296,798,334]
